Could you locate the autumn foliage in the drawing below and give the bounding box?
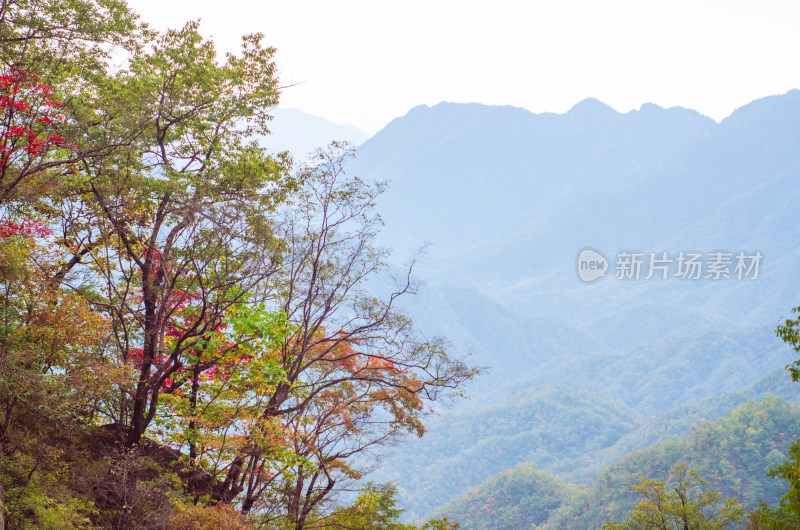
[0,1,475,528]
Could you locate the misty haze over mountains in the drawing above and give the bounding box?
[349,91,800,392]
[260,107,370,160]
[271,92,800,523]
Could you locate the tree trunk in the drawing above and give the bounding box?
[189,365,200,464]
[0,465,6,530]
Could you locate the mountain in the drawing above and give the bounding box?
[431,462,578,530]
[374,356,799,521]
[563,368,800,482]
[259,108,370,160]
[354,99,715,260]
[434,396,800,529]
[348,91,800,398]
[346,92,800,519]
[376,385,640,521]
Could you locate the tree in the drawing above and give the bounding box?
[0,0,144,207]
[0,222,123,526]
[777,305,800,382]
[325,481,461,530]
[746,440,800,528]
[0,1,478,525]
[51,19,294,448]
[0,4,293,524]
[326,482,414,530]
[603,463,744,530]
[197,147,477,523]
[0,67,73,204]
[747,309,800,529]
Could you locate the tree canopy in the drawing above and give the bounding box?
[0,1,477,527]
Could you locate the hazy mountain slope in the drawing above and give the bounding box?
[377,327,794,519]
[353,92,800,348]
[354,99,715,261]
[392,284,605,399]
[434,397,800,530]
[439,92,800,334]
[563,367,800,484]
[348,91,800,519]
[259,107,369,159]
[374,385,640,521]
[544,396,800,529]
[350,90,800,401]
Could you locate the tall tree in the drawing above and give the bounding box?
[54,20,293,446]
[210,147,478,523]
[0,2,478,525]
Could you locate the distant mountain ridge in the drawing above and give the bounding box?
[347,91,800,520]
[354,98,717,258]
[352,90,800,354]
[259,107,370,160]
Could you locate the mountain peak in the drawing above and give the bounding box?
[638,102,665,113]
[567,97,618,117]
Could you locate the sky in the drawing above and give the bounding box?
[126,0,800,134]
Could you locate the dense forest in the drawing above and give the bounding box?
[377,368,800,522]
[432,396,800,528]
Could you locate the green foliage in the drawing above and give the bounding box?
[777,306,800,382]
[570,368,800,485]
[601,463,744,530]
[0,420,189,529]
[433,463,576,530]
[745,431,800,529]
[2,452,96,529]
[419,518,461,529]
[329,482,415,530]
[543,397,800,529]
[435,397,800,530]
[326,482,460,530]
[378,385,641,521]
[747,500,800,530]
[154,305,297,473]
[383,327,795,521]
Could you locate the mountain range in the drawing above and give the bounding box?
[273,92,800,524]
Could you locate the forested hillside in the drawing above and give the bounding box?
[354,78,800,520]
[433,463,579,530]
[434,396,800,529]
[373,325,798,519]
[377,386,640,520]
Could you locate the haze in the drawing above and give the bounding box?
[126,0,800,133]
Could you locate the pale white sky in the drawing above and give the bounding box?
[127,0,800,133]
